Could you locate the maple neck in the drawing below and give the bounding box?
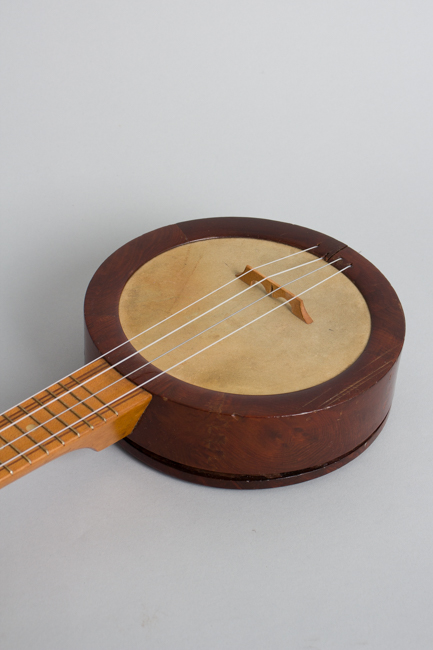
[0,359,152,489]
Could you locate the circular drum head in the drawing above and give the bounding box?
[119,237,371,396]
[84,217,405,489]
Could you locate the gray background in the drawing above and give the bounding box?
[1,2,432,649]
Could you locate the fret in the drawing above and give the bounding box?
[0,430,32,465]
[0,359,152,489]
[4,411,49,455]
[1,462,13,475]
[0,406,65,472]
[32,397,77,441]
[0,424,15,474]
[67,375,119,416]
[45,388,94,430]
[59,379,107,422]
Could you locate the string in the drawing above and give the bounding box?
[2,244,319,421]
[0,258,332,449]
[0,263,350,470]
[117,259,343,386]
[1,252,323,434]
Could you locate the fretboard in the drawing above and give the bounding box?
[0,359,152,489]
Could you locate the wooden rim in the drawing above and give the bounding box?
[118,412,389,489]
[84,217,405,418]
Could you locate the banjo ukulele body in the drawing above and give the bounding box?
[83,217,405,489]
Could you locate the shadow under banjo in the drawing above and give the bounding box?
[0,217,405,489]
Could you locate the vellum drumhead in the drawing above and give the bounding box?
[119,238,371,395]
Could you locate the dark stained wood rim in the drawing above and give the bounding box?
[118,411,389,489]
[84,217,405,418]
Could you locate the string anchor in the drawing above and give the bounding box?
[237,265,313,324]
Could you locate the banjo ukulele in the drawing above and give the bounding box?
[0,217,405,490]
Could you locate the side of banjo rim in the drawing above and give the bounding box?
[84,217,405,489]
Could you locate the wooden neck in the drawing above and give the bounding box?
[0,359,152,489]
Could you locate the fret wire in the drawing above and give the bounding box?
[1,250,323,437]
[67,376,118,416]
[20,431,49,454]
[13,404,52,454]
[0,431,32,465]
[33,397,80,438]
[1,245,320,434]
[59,379,108,421]
[4,406,48,454]
[3,412,31,436]
[0,464,13,475]
[0,260,346,457]
[45,388,93,430]
[0,264,351,470]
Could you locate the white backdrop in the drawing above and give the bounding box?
[1,2,432,649]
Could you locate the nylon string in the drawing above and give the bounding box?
[0,255,331,445]
[2,244,319,422]
[1,248,321,434]
[0,263,350,469]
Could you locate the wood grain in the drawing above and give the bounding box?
[237,263,313,323]
[0,360,152,489]
[84,217,405,488]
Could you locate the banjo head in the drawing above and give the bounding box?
[84,217,405,489]
[118,237,371,396]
